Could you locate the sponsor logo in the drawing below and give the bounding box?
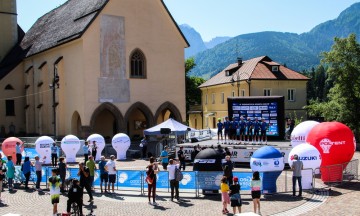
[242,151,253,158]
[194,159,215,163]
[63,140,79,145]
[118,172,128,183]
[40,143,51,148]
[231,151,238,158]
[274,160,280,166]
[291,135,306,142]
[252,160,262,167]
[319,138,346,154]
[290,155,318,161]
[181,173,192,185]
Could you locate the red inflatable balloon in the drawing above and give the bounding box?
[1,137,24,163]
[306,122,355,182]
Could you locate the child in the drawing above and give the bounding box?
[49,168,61,216]
[58,157,67,193]
[220,176,230,214]
[251,171,262,214]
[229,176,242,214]
[6,155,15,191]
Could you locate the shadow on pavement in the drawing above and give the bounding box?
[153,205,170,211]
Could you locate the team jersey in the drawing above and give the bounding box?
[232,121,238,129]
[253,121,260,130]
[224,121,231,130]
[238,120,246,129]
[261,122,268,131]
[217,122,224,130]
[246,120,253,128]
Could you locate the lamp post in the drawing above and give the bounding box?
[52,65,60,139]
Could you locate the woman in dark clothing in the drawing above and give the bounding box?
[146,157,160,206]
[22,156,32,189]
[91,141,97,159]
[229,176,242,214]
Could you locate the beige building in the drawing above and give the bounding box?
[0,0,189,140]
[189,56,309,129]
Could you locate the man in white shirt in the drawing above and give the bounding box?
[105,155,116,193]
[167,159,180,201]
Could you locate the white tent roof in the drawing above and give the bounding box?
[144,118,190,135]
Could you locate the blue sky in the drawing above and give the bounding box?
[17,0,359,41]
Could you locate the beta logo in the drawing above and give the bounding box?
[252,160,262,167]
[274,160,279,166]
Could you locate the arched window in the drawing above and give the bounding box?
[130,49,146,78]
[5,84,14,90]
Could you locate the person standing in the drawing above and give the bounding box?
[78,162,93,202]
[177,146,186,171]
[49,168,61,216]
[0,159,6,201]
[86,155,96,190]
[260,118,268,145]
[222,155,234,185]
[106,155,117,193]
[35,155,46,191]
[58,157,67,193]
[91,141,98,160]
[167,159,180,201]
[160,146,169,170]
[51,142,59,167]
[140,138,148,159]
[220,176,230,214]
[15,142,23,165]
[98,156,108,193]
[223,117,230,144]
[191,146,200,162]
[238,117,246,144]
[251,171,262,214]
[229,176,242,215]
[146,157,160,205]
[217,118,224,144]
[22,156,32,190]
[83,141,90,163]
[291,154,303,197]
[253,117,261,145]
[246,117,253,144]
[6,155,15,191]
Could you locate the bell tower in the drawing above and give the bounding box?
[0,0,18,62]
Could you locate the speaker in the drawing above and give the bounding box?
[160,128,171,134]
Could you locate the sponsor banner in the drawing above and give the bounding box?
[179,171,196,190]
[12,166,48,183]
[197,171,223,190]
[232,172,264,191]
[156,171,169,188]
[250,157,284,172]
[229,149,290,163]
[117,170,142,188]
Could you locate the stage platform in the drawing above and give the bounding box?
[176,139,292,163]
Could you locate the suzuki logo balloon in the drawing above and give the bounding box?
[288,144,322,189]
[291,121,319,148]
[112,133,130,160]
[61,135,81,163]
[1,137,24,163]
[250,146,284,193]
[306,122,355,182]
[87,134,105,161]
[35,136,54,164]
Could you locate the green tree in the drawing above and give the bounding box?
[185,57,205,120]
[306,34,360,139]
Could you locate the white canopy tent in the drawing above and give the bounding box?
[144,118,191,135]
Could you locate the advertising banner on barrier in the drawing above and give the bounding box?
[156,171,169,188]
[232,172,263,191]
[117,170,142,188]
[197,171,223,190]
[179,171,196,190]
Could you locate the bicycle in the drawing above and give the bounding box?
[70,202,81,216]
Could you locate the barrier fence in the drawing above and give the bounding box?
[5,159,358,197]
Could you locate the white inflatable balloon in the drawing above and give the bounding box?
[61,135,81,163]
[288,144,322,189]
[87,134,105,161]
[112,133,130,160]
[291,121,320,148]
[35,136,54,164]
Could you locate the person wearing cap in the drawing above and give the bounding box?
[98,156,108,193]
[291,154,303,197]
[78,162,93,202]
[260,118,268,145]
[106,155,117,193]
[229,176,242,214]
[253,117,261,145]
[246,117,253,144]
[177,146,186,171]
[66,179,83,215]
[217,118,224,144]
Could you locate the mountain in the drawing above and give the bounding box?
[188,2,360,79]
[179,24,207,59]
[205,36,232,49]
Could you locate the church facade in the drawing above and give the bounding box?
[0,0,188,140]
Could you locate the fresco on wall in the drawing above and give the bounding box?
[99,15,129,103]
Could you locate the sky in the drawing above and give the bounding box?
[17,0,360,42]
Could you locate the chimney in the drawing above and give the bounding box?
[0,0,18,62]
[237,57,243,66]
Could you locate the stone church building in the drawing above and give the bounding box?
[0,0,188,140]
